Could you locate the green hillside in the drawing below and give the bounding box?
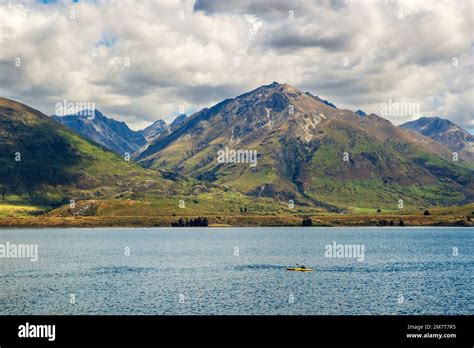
[0,97,177,208]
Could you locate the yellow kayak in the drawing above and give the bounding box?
[286,267,314,272]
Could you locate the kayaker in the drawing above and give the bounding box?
[297,263,306,269]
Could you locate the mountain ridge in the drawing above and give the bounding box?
[2,82,472,212]
[52,110,146,155]
[139,118,167,142]
[136,82,474,209]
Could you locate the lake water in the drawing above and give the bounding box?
[0,227,472,315]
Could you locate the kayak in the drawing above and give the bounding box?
[286,267,314,272]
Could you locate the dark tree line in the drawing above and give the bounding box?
[378,219,405,226]
[171,217,209,227]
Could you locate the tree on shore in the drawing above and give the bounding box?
[171,217,209,227]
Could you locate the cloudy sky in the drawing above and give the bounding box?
[0,0,472,130]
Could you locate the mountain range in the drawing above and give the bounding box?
[1,83,473,214]
[0,97,289,218]
[52,110,188,156]
[137,82,473,209]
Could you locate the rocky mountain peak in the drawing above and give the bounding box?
[400,116,474,161]
[170,114,187,128]
[52,109,146,155]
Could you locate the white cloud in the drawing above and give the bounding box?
[0,0,472,130]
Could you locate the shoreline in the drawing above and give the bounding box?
[0,214,472,228]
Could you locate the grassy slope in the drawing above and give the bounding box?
[1,125,175,206]
[45,187,322,218]
[0,97,178,213]
[2,202,472,227]
[302,123,473,209]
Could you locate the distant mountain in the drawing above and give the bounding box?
[138,82,474,209]
[170,114,187,129]
[0,97,174,207]
[52,110,146,155]
[139,114,187,144]
[140,119,167,143]
[400,117,474,161]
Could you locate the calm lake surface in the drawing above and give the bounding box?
[0,227,472,315]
